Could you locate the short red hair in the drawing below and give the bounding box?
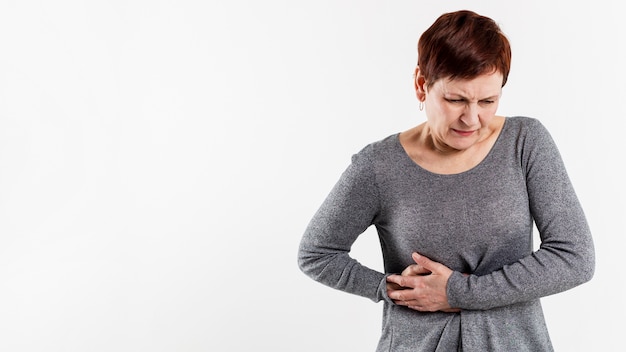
[418,10,512,87]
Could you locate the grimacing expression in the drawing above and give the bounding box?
[422,71,503,151]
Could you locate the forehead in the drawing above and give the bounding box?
[434,72,503,98]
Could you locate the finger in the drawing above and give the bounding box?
[387,287,411,301]
[386,282,405,291]
[401,264,430,276]
[394,298,418,307]
[412,252,446,274]
[409,304,437,312]
[386,274,406,287]
[401,265,414,276]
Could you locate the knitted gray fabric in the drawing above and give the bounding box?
[298,116,595,351]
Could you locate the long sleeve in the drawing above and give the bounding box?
[447,119,595,310]
[297,146,389,302]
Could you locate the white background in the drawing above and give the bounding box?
[0,1,623,351]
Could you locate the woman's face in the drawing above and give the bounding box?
[420,71,503,151]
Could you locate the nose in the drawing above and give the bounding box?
[460,103,480,126]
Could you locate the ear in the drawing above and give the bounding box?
[413,67,427,102]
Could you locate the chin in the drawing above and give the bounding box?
[450,140,478,151]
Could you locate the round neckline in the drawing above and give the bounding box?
[394,117,509,177]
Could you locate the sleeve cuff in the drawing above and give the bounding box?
[446,271,468,308]
[376,273,396,304]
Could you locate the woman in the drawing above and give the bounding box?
[297,9,595,352]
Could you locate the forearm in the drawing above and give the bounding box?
[447,238,595,310]
[298,240,388,302]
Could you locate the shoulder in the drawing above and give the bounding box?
[344,134,404,185]
[503,116,554,143]
[352,133,401,162]
[503,117,562,167]
[504,116,546,132]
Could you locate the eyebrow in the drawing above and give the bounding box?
[445,94,500,100]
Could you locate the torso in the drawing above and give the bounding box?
[398,116,506,174]
[372,116,550,350]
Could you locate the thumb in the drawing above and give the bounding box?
[412,252,444,273]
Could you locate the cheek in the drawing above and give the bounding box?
[427,101,451,117]
[436,105,463,124]
[480,105,499,121]
[486,102,500,113]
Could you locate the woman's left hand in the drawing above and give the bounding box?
[386,252,459,312]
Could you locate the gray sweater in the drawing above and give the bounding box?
[298,116,595,351]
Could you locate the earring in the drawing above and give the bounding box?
[419,101,424,111]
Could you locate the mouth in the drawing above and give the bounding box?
[452,129,475,137]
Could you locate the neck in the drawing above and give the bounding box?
[420,125,462,155]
